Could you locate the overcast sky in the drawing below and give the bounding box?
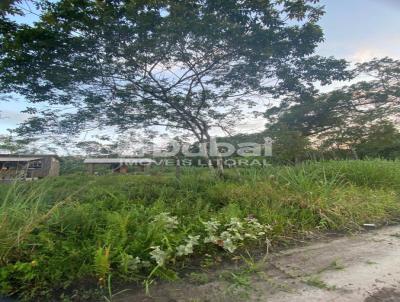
[1,0,399,136]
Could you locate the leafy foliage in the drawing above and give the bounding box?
[354,121,400,159]
[0,133,34,153]
[0,0,348,145]
[1,160,400,300]
[265,58,400,154]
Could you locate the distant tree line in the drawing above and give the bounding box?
[0,1,399,169]
[221,58,400,163]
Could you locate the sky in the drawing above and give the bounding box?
[0,0,400,138]
[317,0,400,62]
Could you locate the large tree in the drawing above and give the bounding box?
[1,0,349,161]
[0,132,33,153]
[265,57,400,152]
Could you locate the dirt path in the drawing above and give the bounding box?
[115,226,400,302]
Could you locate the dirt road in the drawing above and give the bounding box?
[116,226,400,302]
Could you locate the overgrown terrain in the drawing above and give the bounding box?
[1,160,400,301]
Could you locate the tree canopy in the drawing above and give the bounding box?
[1,0,349,149]
[265,57,400,153]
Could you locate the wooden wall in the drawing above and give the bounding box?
[1,156,60,180]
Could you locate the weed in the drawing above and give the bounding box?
[221,270,253,299]
[305,275,335,290]
[0,160,399,300]
[318,260,345,273]
[102,275,132,302]
[189,272,209,285]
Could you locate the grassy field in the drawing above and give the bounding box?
[1,160,400,301]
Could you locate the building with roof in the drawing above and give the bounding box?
[83,158,156,174]
[0,154,60,182]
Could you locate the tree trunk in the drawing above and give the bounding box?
[216,155,224,176]
[351,148,359,160]
[204,147,215,172]
[175,157,181,179]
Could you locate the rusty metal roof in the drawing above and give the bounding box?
[0,154,60,160]
[0,157,41,162]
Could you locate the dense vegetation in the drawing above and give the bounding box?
[0,2,398,302]
[1,160,400,301]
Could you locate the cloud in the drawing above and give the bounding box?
[350,44,400,63]
[0,110,30,134]
[347,36,400,63]
[350,49,385,63]
[0,109,29,123]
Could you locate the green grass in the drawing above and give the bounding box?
[0,159,400,300]
[304,275,335,290]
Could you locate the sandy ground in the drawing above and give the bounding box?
[114,225,400,302]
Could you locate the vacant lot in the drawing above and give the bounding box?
[114,225,400,302]
[1,160,400,301]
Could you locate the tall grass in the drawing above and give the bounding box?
[0,181,88,262]
[0,182,50,261]
[0,160,399,300]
